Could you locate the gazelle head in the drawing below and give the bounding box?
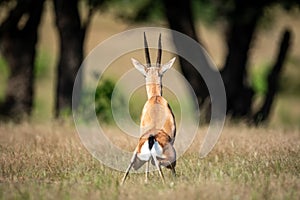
[131,33,176,98]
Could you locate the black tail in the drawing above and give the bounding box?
[148,135,155,150]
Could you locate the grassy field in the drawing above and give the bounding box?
[0,122,299,200]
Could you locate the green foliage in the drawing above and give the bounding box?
[79,78,126,124]
[0,56,8,101]
[251,63,271,96]
[107,0,165,23]
[77,79,115,123]
[104,0,221,25]
[94,78,116,123]
[79,78,154,125]
[85,0,300,25]
[192,0,219,25]
[34,51,51,80]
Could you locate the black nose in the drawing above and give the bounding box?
[148,135,155,150]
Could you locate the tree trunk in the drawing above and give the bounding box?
[0,0,45,121]
[53,0,85,117]
[162,0,209,106]
[221,1,264,117]
[252,29,291,125]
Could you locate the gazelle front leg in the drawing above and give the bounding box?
[151,154,165,184]
[145,160,149,183]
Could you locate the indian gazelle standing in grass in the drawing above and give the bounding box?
[121,33,176,184]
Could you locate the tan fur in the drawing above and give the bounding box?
[140,96,176,141]
[121,36,176,184]
[134,74,177,173]
[154,130,172,147]
[146,83,161,98]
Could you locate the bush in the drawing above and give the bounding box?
[94,78,117,123]
[78,78,126,124]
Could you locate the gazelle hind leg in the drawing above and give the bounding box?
[168,161,176,178]
[121,151,137,185]
[171,168,176,177]
[152,154,165,184]
[169,164,176,178]
[145,160,149,183]
[121,163,133,185]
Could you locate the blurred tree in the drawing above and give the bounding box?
[162,0,209,109]
[218,0,294,124]
[110,0,297,124]
[53,0,105,117]
[163,0,296,124]
[0,0,45,121]
[220,0,265,118]
[252,29,291,125]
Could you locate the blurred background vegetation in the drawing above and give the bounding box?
[0,0,299,128]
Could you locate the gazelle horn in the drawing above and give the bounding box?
[156,33,162,67]
[144,32,151,67]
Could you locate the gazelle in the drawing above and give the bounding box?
[121,33,176,184]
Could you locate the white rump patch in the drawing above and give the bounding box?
[137,140,164,161]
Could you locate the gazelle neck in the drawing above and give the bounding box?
[146,83,162,99]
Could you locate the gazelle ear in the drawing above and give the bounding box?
[159,57,176,75]
[131,58,147,76]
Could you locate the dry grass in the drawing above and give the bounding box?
[0,122,299,199]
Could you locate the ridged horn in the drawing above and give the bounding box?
[156,33,162,67]
[144,32,151,67]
